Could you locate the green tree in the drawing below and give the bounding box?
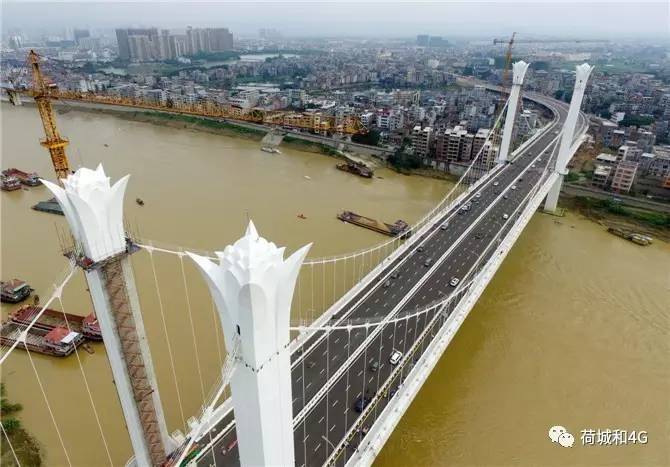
[1,384,42,466]
[352,129,380,146]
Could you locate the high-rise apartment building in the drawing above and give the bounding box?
[435,126,473,162]
[116,26,233,62]
[412,126,433,159]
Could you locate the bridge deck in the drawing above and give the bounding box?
[193,96,585,467]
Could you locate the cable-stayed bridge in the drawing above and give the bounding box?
[0,63,592,467]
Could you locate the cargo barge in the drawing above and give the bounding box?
[0,322,85,357]
[607,227,653,246]
[336,160,374,178]
[9,306,102,341]
[1,168,41,186]
[1,175,22,191]
[1,279,33,303]
[338,211,409,237]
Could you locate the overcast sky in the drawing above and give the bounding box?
[3,1,669,40]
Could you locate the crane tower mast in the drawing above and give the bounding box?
[27,50,71,182]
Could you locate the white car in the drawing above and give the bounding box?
[493,181,499,186]
[503,213,509,219]
[449,277,460,287]
[389,350,403,365]
[475,192,481,198]
[511,185,517,190]
[440,223,448,230]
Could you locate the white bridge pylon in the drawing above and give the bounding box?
[186,222,311,467]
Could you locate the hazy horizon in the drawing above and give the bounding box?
[3,1,669,41]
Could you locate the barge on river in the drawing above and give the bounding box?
[336,160,374,178]
[607,227,653,246]
[0,323,85,357]
[1,279,33,303]
[338,211,410,237]
[1,168,41,186]
[1,175,22,191]
[9,306,103,341]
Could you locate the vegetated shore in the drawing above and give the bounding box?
[560,195,670,242]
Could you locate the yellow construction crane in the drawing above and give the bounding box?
[494,35,609,91]
[26,50,71,182]
[499,32,517,95]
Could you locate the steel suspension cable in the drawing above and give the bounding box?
[26,346,72,467]
[57,295,114,467]
[178,253,207,404]
[146,248,187,429]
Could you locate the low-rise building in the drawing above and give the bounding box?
[610,161,638,193]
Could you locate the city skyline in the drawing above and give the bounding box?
[3,1,669,40]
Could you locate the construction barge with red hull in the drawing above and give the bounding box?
[1,168,41,186]
[0,306,102,357]
[337,211,410,237]
[9,306,102,341]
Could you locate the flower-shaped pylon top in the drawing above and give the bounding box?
[512,61,530,86]
[574,63,594,90]
[188,221,311,367]
[42,164,129,262]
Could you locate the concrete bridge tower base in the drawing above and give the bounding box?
[188,222,311,467]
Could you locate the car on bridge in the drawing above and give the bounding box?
[389,350,403,365]
[383,280,391,288]
[440,223,449,230]
[424,258,433,267]
[354,396,371,412]
[369,360,379,372]
[503,214,509,220]
[449,277,460,287]
[494,181,499,186]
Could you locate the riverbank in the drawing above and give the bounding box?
[55,105,456,178]
[559,195,670,242]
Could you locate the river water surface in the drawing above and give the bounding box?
[1,104,668,466]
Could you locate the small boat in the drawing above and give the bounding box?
[136,197,145,206]
[1,279,33,303]
[304,175,312,180]
[103,143,109,147]
[261,146,281,154]
[297,214,307,220]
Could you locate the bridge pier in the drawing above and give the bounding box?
[498,61,530,164]
[42,165,173,467]
[544,63,594,212]
[188,222,311,467]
